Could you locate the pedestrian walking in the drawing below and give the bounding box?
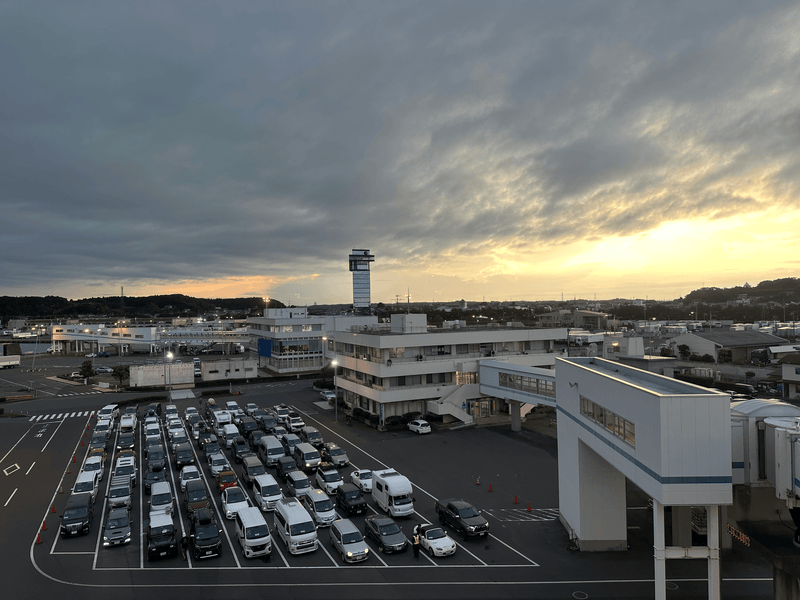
[180,534,188,560]
[412,531,421,559]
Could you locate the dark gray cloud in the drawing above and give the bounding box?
[0,0,796,301]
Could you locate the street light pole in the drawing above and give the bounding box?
[332,359,339,423]
[167,351,173,397]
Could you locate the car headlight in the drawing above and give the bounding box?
[468,525,477,531]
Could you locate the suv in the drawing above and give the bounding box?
[299,426,324,448]
[173,442,195,468]
[60,493,94,537]
[275,456,299,482]
[335,483,367,517]
[231,436,252,464]
[147,444,166,471]
[242,455,267,487]
[330,518,369,563]
[238,416,259,438]
[286,470,311,499]
[190,508,223,559]
[433,498,490,539]
[321,443,349,467]
[146,513,177,561]
[293,442,321,473]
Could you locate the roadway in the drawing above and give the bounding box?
[0,358,774,600]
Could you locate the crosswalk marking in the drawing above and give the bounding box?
[29,411,95,422]
[56,391,104,397]
[484,508,560,522]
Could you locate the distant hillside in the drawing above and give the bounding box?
[684,277,800,304]
[0,295,285,319]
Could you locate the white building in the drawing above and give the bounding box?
[247,307,377,375]
[329,313,567,426]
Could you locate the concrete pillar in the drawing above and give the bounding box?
[576,443,627,551]
[719,506,731,550]
[509,400,521,432]
[653,500,667,600]
[707,505,721,600]
[773,566,800,600]
[672,506,693,547]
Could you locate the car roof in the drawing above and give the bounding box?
[333,518,359,534]
[185,479,205,491]
[150,513,173,528]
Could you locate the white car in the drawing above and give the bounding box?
[350,469,373,492]
[319,390,336,402]
[95,366,113,374]
[179,466,201,492]
[407,419,432,435]
[245,403,259,416]
[222,486,250,520]
[184,407,199,422]
[208,453,230,477]
[418,524,457,557]
[316,467,343,495]
[85,353,97,358]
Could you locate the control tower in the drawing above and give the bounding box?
[349,249,374,315]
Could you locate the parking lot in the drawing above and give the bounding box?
[0,369,775,600]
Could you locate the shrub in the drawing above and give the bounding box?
[353,407,369,420]
[384,415,404,430]
[368,414,379,427]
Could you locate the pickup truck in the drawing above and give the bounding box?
[433,498,489,540]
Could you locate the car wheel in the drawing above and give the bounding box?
[460,528,468,541]
[378,542,385,553]
[428,546,435,558]
[438,514,445,525]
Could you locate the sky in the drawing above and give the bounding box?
[2,1,799,305]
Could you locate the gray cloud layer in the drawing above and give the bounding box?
[1,1,797,299]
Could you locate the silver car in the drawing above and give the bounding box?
[330,518,369,563]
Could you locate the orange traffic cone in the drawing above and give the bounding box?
[86,423,90,430]
[72,455,76,463]
[51,504,56,514]
[80,441,84,447]
[514,494,519,504]
[83,430,87,437]
[41,520,47,531]
[59,486,64,494]
[527,502,532,512]
[488,483,493,492]
[36,534,42,545]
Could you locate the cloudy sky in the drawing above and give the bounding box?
[2,1,799,305]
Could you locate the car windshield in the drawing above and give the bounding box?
[183,471,199,481]
[64,507,88,519]
[153,492,171,505]
[106,515,129,529]
[220,473,236,483]
[92,434,105,443]
[116,465,134,476]
[289,521,315,535]
[459,506,479,519]
[150,450,164,460]
[195,523,218,541]
[245,525,270,539]
[294,479,309,490]
[425,528,446,540]
[74,482,92,492]
[84,462,100,472]
[323,472,341,482]
[188,489,207,502]
[330,448,344,456]
[261,484,280,496]
[151,525,174,538]
[394,494,412,506]
[378,522,400,536]
[212,457,226,466]
[109,487,129,498]
[342,531,363,544]
[226,489,246,502]
[314,499,334,512]
[360,472,372,480]
[177,450,192,458]
[345,491,360,501]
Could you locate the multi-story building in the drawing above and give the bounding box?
[328,313,567,426]
[247,307,377,375]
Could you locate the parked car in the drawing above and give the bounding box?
[319,390,336,402]
[189,508,223,559]
[335,483,367,517]
[146,513,177,561]
[330,518,370,563]
[407,419,431,435]
[418,524,457,557]
[350,469,373,492]
[184,479,211,515]
[103,507,132,547]
[222,486,250,520]
[364,515,407,553]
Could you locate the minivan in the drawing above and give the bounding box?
[257,435,285,466]
[242,455,266,487]
[222,424,239,448]
[299,426,324,448]
[149,481,174,517]
[293,442,321,472]
[273,497,318,555]
[287,470,311,499]
[73,471,100,503]
[252,474,283,511]
[235,506,272,558]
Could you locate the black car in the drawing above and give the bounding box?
[60,492,94,537]
[275,456,298,482]
[144,467,166,495]
[116,432,135,451]
[249,429,267,447]
[204,441,222,460]
[231,436,251,464]
[336,483,367,517]
[173,442,195,468]
[89,432,107,451]
[238,416,259,437]
[189,508,223,559]
[103,507,132,547]
[146,513,177,561]
[144,403,162,418]
[364,515,407,553]
[147,444,166,471]
[198,433,217,450]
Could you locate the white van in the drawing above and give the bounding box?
[73,470,100,503]
[212,410,232,437]
[149,481,174,517]
[235,506,272,558]
[371,469,415,517]
[222,424,239,448]
[273,498,318,555]
[253,474,283,511]
[257,435,285,466]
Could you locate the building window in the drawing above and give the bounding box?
[123,334,131,338]
[498,371,554,397]
[456,344,469,354]
[135,335,143,339]
[456,371,477,385]
[579,395,635,447]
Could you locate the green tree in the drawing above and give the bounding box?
[79,360,95,378]
[744,370,756,382]
[112,365,130,387]
[678,344,691,359]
